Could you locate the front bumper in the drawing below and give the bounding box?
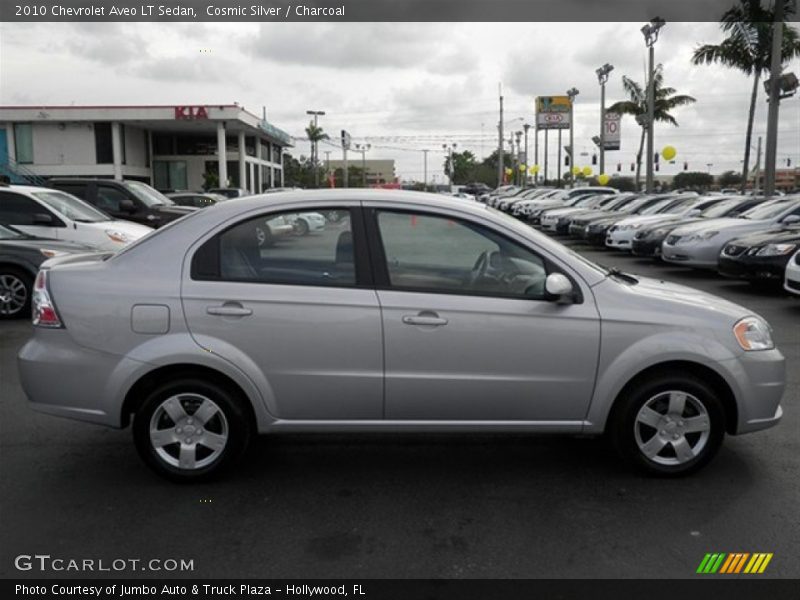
[661,242,719,267]
[722,348,785,435]
[631,238,663,257]
[605,233,634,250]
[718,255,789,281]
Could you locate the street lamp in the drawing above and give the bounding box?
[566,87,579,188]
[443,143,457,190]
[595,63,614,177]
[354,143,371,187]
[514,131,523,186]
[641,17,665,193]
[523,123,531,187]
[306,109,325,188]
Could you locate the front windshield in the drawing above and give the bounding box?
[639,198,676,215]
[0,224,24,239]
[124,181,175,207]
[740,199,794,220]
[32,191,110,222]
[699,198,742,218]
[660,198,696,214]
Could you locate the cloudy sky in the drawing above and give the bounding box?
[1,20,798,183]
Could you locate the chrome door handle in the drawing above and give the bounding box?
[206,304,252,317]
[402,314,448,327]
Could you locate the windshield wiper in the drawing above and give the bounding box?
[598,264,639,284]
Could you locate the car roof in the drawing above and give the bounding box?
[1,184,57,194]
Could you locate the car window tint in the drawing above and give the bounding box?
[213,208,354,287]
[0,192,47,225]
[377,211,548,299]
[96,186,130,212]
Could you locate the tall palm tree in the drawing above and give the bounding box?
[692,0,800,192]
[608,65,696,189]
[304,121,329,188]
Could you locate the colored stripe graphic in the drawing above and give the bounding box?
[719,554,736,574]
[733,553,750,573]
[709,553,726,573]
[700,552,773,574]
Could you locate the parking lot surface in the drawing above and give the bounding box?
[1,238,798,579]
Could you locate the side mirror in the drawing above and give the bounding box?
[32,213,54,225]
[119,199,136,213]
[781,214,800,225]
[545,273,574,302]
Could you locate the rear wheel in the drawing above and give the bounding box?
[609,373,725,476]
[133,378,252,482]
[0,268,33,320]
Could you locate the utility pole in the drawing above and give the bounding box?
[324,151,331,187]
[544,128,549,184]
[523,123,531,187]
[422,149,429,191]
[355,143,371,187]
[306,109,325,188]
[642,18,665,194]
[557,129,562,186]
[498,83,504,187]
[754,136,763,194]
[514,131,522,186]
[596,63,614,177]
[763,0,784,197]
[566,87,579,189]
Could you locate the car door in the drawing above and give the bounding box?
[367,206,601,422]
[0,191,66,239]
[181,204,384,420]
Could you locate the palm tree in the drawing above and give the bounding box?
[692,0,800,192]
[304,121,329,188]
[608,65,696,190]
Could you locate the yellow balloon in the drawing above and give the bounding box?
[597,173,610,185]
[582,166,593,177]
[519,164,527,172]
[504,167,513,176]
[572,166,581,176]
[662,145,677,161]
[531,164,540,174]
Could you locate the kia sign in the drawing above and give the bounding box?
[603,112,621,150]
[174,106,209,120]
[535,96,571,130]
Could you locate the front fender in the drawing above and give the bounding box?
[584,331,742,433]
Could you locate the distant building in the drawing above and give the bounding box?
[0,104,293,193]
[747,167,799,192]
[328,159,396,186]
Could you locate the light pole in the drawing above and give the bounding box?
[523,124,531,187]
[355,143,371,187]
[306,109,325,188]
[422,148,429,191]
[595,63,614,177]
[641,17,665,193]
[763,0,785,197]
[515,131,523,186]
[443,143,457,190]
[566,87,579,188]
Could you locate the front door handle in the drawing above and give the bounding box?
[207,303,252,317]
[402,312,448,327]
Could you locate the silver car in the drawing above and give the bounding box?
[18,190,785,481]
[662,197,800,268]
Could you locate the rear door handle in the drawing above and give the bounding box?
[206,303,253,317]
[402,313,448,327]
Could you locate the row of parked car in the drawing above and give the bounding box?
[478,185,800,297]
[0,180,312,319]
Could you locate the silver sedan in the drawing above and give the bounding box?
[18,190,785,480]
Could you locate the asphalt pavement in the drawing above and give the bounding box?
[1,238,798,579]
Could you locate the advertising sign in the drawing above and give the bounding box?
[603,112,621,150]
[535,96,571,130]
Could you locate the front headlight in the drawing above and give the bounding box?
[733,316,774,351]
[105,229,133,244]
[756,243,797,257]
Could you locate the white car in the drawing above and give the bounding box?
[0,184,153,250]
[286,212,327,235]
[604,195,703,251]
[785,248,800,295]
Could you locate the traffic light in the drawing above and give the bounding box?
[683,162,688,171]
[655,162,659,172]
[592,154,597,165]
[565,156,569,166]
[617,163,622,172]
[788,158,792,167]
[630,163,635,172]
[653,153,659,164]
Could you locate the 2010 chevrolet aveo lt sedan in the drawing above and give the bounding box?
[18,190,785,481]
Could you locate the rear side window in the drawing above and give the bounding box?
[96,185,131,212]
[0,192,48,225]
[192,208,356,288]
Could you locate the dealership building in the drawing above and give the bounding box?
[0,104,293,193]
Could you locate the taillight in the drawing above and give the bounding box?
[32,270,63,328]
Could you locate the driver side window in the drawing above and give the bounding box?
[376,210,548,299]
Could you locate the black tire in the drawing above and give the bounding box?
[294,218,310,236]
[0,267,33,320]
[608,372,725,476]
[133,378,252,482]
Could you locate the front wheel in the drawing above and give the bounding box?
[609,373,725,476]
[133,378,252,482]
